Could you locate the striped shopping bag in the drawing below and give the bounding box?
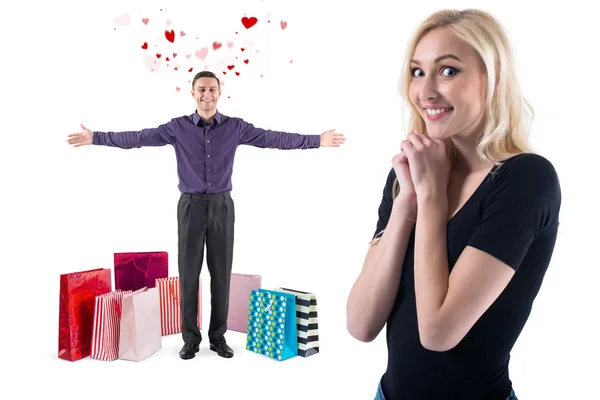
[90,290,132,361]
[156,277,202,335]
[274,288,320,357]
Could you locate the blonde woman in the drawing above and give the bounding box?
[346,9,561,400]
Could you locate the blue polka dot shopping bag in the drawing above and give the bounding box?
[245,289,298,361]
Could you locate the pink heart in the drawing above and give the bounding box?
[186,54,191,59]
[180,31,186,37]
[195,47,209,60]
[280,21,287,30]
[227,41,234,49]
[176,87,180,91]
[142,18,149,25]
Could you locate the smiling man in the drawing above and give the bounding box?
[67,70,345,360]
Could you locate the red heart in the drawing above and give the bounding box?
[281,21,287,30]
[141,42,148,49]
[241,48,245,52]
[244,59,249,64]
[189,68,193,72]
[165,30,175,43]
[176,87,180,91]
[174,67,178,70]
[235,72,240,76]
[227,65,235,70]
[223,71,227,75]
[212,41,222,50]
[173,53,177,58]
[241,16,258,29]
[142,18,149,25]
[166,57,170,61]
[156,53,161,58]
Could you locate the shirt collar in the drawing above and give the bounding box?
[192,110,221,126]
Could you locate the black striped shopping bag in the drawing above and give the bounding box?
[273,287,319,357]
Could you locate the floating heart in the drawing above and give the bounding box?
[156,53,162,58]
[186,54,191,59]
[141,42,148,49]
[174,67,178,70]
[173,53,177,58]
[165,30,175,43]
[241,16,258,29]
[235,72,240,76]
[195,47,209,60]
[227,65,235,70]
[227,41,234,49]
[180,31,186,37]
[244,59,249,64]
[212,41,222,50]
[223,71,227,75]
[176,87,180,91]
[142,18,149,25]
[290,60,293,64]
[241,48,245,52]
[166,57,170,61]
[281,21,287,30]
[189,68,193,72]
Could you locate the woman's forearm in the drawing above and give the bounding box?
[347,199,416,342]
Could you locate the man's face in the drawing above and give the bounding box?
[192,77,221,112]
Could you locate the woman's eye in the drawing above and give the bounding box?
[412,68,424,77]
[442,67,458,77]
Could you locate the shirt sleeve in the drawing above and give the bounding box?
[372,168,397,240]
[92,119,177,149]
[467,154,561,271]
[237,119,320,149]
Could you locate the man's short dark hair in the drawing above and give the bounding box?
[192,71,220,89]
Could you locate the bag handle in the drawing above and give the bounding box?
[169,281,179,303]
[131,253,153,277]
[83,275,103,296]
[113,299,122,318]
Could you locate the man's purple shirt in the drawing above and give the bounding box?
[92,111,321,194]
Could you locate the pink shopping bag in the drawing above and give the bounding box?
[118,287,162,361]
[228,273,261,333]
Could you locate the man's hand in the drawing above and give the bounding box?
[320,129,346,147]
[67,124,94,147]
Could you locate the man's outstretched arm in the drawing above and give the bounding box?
[67,122,176,149]
[238,120,345,149]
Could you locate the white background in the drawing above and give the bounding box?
[2,0,598,398]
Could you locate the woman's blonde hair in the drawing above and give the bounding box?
[390,9,534,200]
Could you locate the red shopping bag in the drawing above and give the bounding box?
[156,277,202,335]
[90,290,131,361]
[58,268,112,361]
[114,251,168,292]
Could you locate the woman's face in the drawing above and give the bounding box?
[408,27,488,141]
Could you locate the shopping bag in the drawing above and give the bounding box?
[58,268,112,361]
[114,251,168,292]
[118,287,162,361]
[274,287,320,357]
[90,290,132,361]
[227,273,261,333]
[245,289,298,361]
[156,277,202,335]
